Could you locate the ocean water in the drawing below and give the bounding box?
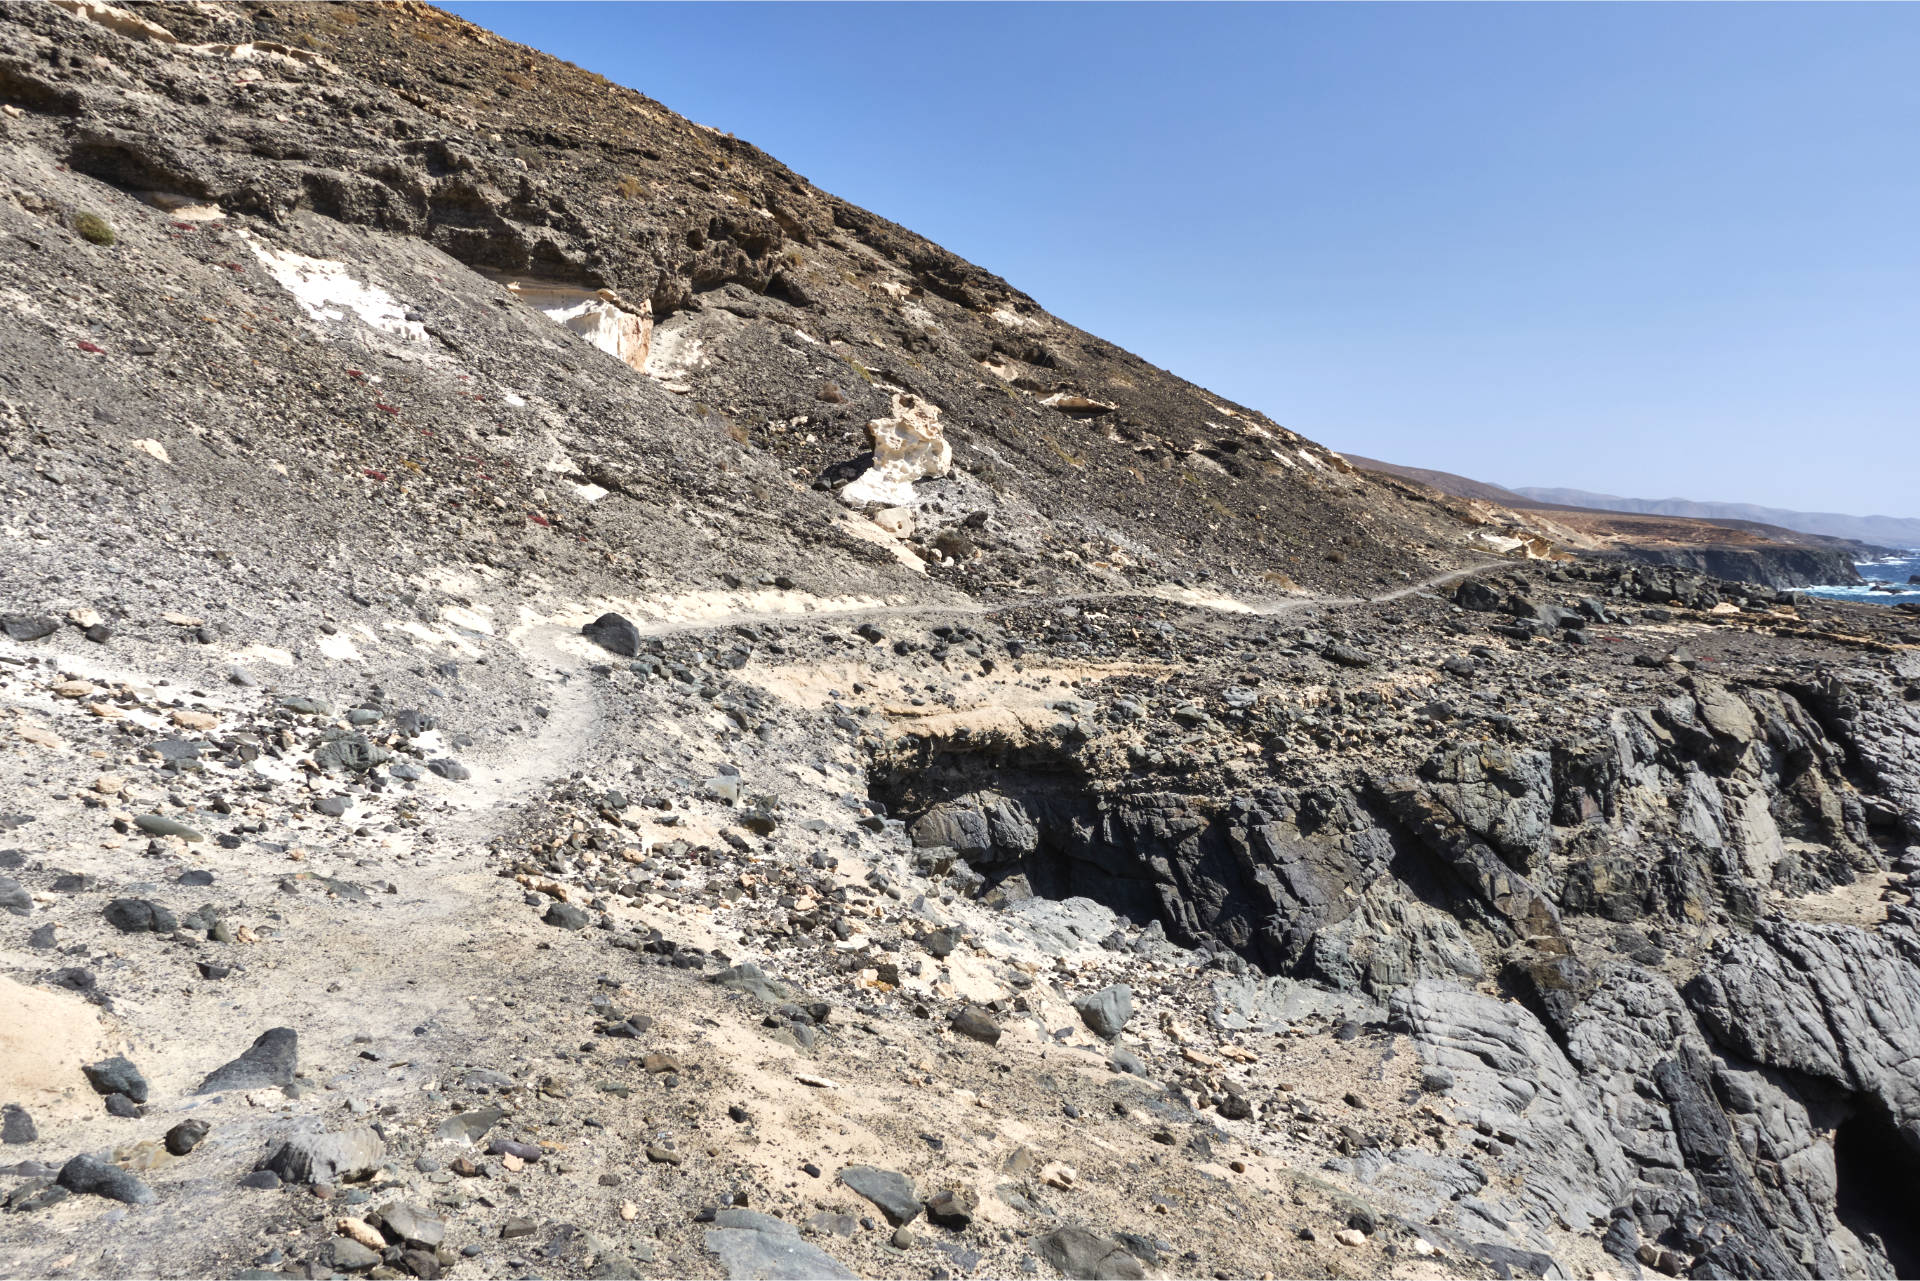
[1805,550,1920,605]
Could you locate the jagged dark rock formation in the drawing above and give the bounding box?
[872,558,1920,1278]
[1598,543,1865,591]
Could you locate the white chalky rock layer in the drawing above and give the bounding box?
[243,237,426,343]
[841,394,951,508]
[501,279,653,373]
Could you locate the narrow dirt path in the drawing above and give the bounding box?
[577,561,1506,648]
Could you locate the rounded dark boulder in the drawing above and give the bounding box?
[582,612,642,658]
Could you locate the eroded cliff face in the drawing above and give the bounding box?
[1604,545,1866,591]
[2,6,1920,1281]
[873,563,1920,1278]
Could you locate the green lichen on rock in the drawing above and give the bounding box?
[73,212,114,246]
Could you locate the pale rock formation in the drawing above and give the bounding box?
[1039,392,1117,415]
[871,507,914,538]
[500,279,653,373]
[49,0,177,44]
[841,394,951,508]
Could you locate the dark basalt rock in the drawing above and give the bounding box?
[0,615,59,642]
[82,1055,149,1104]
[196,1028,298,1094]
[1033,1227,1146,1280]
[104,898,178,933]
[836,1165,921,1225]
[582,612,642,658]
[57,1155,154,1205]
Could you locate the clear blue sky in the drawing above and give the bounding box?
[444,2,1920,518]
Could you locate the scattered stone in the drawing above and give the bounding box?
[196,1028,298,1093]
[376,1202,446,1248]
[704,1207,857,1280]
[435,1107,504,1143]
[3,1105,38,1144]
[544,901,589,929]
[261,1126,385,1185]
[838,1165,923,1225]
[83,1055,149,1104]
[331,1238,381,1272]
[949,1006,1000,1046]
[1,616,59,642]
[924,1186,977,1229]
[56,1154,155,1205]
[1072,984,1132,1039]
[104,898,178,933]
[165,1119,212,1155]
[709,962,791,1003]
[1033,1227,1145,1280]
[133,815,204,842]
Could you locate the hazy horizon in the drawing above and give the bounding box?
[443,2,1920,520]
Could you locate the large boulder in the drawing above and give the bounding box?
[1072,984,1133,1039]
[261,1126,385,1185]
[196,1028,298,1093]
[582,612,642,658]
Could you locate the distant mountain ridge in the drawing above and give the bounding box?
[1342,455,1872,587]
[1340,457,1539,508]
[1514,488,1920,549]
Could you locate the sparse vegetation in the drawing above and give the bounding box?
[73,212,114,246]
[1040,433,1085,468]
[614,175,648,201]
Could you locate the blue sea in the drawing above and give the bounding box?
[1805,550,1920,605]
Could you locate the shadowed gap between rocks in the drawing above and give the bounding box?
[1833,1106,1920,1279]
[866,739,1496,982]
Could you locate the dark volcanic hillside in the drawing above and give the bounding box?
[4,7,1920,1281]
[1,0,1475,605]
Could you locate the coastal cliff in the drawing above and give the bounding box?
[1603,542,1865,589]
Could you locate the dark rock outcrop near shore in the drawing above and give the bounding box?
[1599,542,1865,589]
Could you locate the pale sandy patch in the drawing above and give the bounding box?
[0,975,111,1125]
